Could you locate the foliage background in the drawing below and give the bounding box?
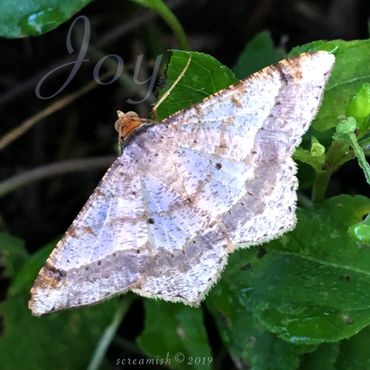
[0,0,369,369]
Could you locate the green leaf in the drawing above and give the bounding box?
[333,117,370,185]
[207,284,312,370]
[0,0,91,38]
[335,326,370,370]
[0,241,120,370]
[208,195,370,346]
[299,343,339,370]
[9,239,55,296]
[348,214,370,245]
[290,39,370,131]
[233,31,280,79]
[0,232,28,278]
[310,137,326,166]
[138,301,212,370]
[334,116,358,137]
[131,0,189,49]
[0,294,119,370]
[154,50,237,120]
[346,82,370,128]
[294,137,326,172]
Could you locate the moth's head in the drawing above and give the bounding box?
[115,111,142,141]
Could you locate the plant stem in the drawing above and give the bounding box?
[312,169,332,203]
[348,133,370,184]
[87,297,134,370]
[311,140,354,203]
[131,0,189,49]
[0,157,114,198]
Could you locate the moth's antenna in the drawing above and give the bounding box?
[152,54,192,119]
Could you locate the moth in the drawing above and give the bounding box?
[29,51,335,316]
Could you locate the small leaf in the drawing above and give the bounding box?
[138,301,212,370]
[0,0,92,38]
[294,137,325,172]
[290,39,370,132]
[334,117,370,185]
[334,117,357,138]
[154,50,237,120]
[348,214,370,245]
[0,232,28,279]
[310,137,326,167]
[346,83,370,128]
[233,31,280,79]
[299,343,339,370]
[294,147,320,171]
[130,0,189,49]
[9,240,55,296]
[335,326,370,370]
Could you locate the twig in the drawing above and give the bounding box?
[0,72,114,152]
[87,297,134,370]
[0,156,115,198]
[132,0,189,49]
[112,336,146,357]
